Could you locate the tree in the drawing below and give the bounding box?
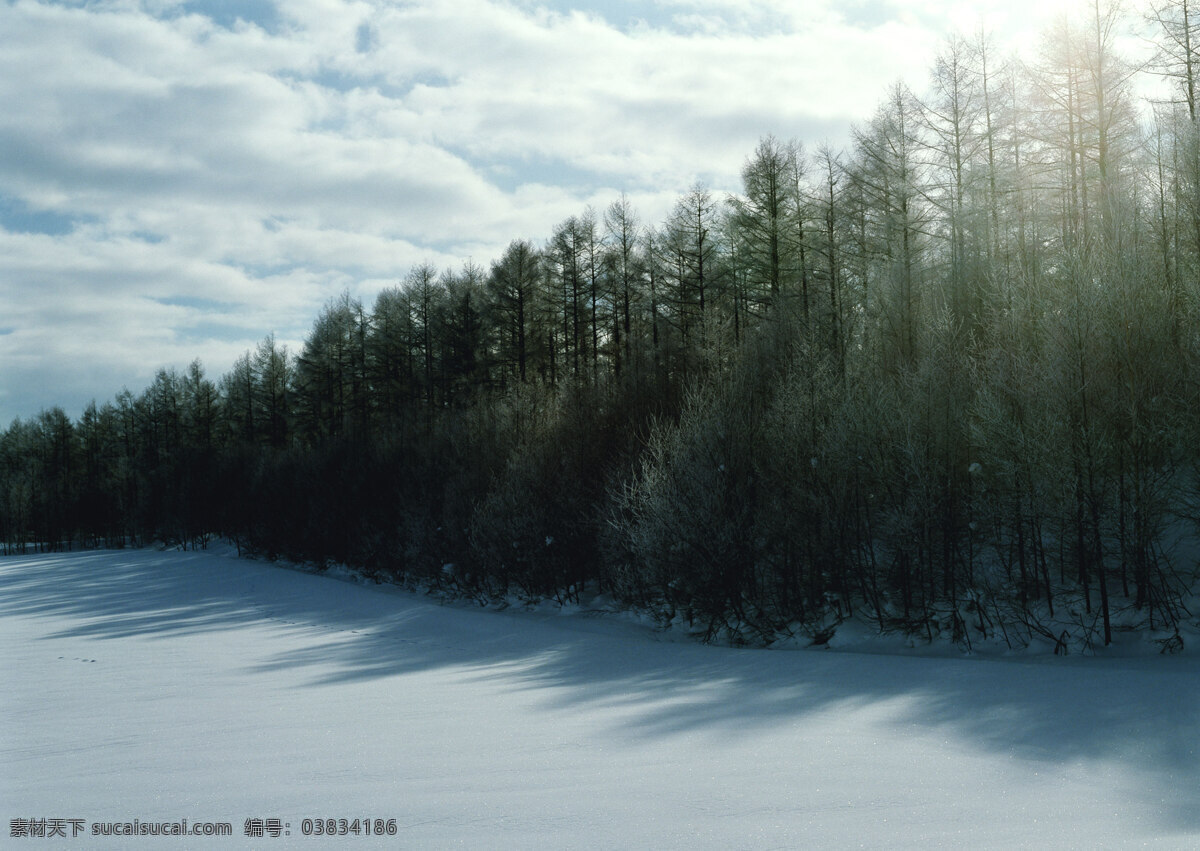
[851,81,929,366]
[76,400,120,547]
[33,407,78,550]
[487,240,541,385]
[1149,0,1200,269]
[1149,0,1200,120]
[811,144,849,372]
[548,216,590,381]
[729,136,805,318]
[370,285,420,426]
[661,184,725,374]
[921,34,988,329]
[294,294,367,441]
[406,264,440,408]
[0,418,37,553]
[603,195,642,380]
[437,261,489,403]
[221,352,258,445]
[254,334,293,448]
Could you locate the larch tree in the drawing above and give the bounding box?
[487,239,541,386]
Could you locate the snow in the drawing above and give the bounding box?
[3,548,1199,848]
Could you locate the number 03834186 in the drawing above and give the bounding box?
[300,818,397,836]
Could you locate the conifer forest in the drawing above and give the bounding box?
[7,4,1200,651]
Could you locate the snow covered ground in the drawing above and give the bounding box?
[3,547,1199,848]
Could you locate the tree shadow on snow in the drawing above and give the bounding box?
[3,548,1198,834]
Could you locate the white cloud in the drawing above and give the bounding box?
[0,0,1151,424]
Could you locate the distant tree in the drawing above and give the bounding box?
[254,335,293,448]
[437,262,489,402]
[369,283,423,429]
[1149,0,1200,120]
[729,136,804,319]
[0,418,37,553]
[407,264,441,408]
[548,216,591,381]
[662,184,724,373]
[295,294,368,441]
[811,144,848,371]
[850,81,928,366]
[487,240,541,385]
[920,34,987,328]
[603,195,642,380]
[75,400,120,547]
[221,352,258,445]
[33,407,77,550]
[182,360,219,452]
[1149,0,1200,269]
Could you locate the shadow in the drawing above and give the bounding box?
[3,548,1199,834]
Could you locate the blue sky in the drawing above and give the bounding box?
[0,0,1116,425]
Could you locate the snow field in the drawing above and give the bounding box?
[2,548,1198,848]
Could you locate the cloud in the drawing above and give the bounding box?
[0,0,1091,424]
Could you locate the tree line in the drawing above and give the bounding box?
[4,1,1200,650]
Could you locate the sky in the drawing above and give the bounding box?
[0,0,1145,426]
